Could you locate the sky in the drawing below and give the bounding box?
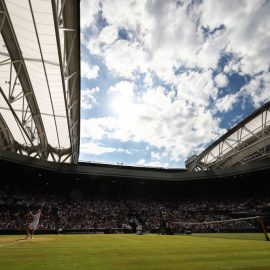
[79,0,270,168]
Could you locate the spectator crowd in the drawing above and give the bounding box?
[0,185,270,232]
[0,186,269,233]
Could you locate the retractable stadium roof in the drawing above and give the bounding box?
[0,0,80,163]
[186,101,270,171]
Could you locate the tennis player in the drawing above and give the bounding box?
[26,202,44,240]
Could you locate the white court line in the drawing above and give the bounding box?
[0,239,26,247]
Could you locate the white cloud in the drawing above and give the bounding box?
[87,25,119,55]
[81,60,100,80]
[83,0,270,83]
[81,117,117,140]
[215,94,238,113]
[214,73,229,88]
[136,159,169,168]
[241,72,270,108]
[81,87,100,110]
[99,25,119,45]
[81,79,225,162]
[81,0,100,30]
[196,33,226,69]
[102,40,148,78]
[141,86,171,110]
[85,0,203,80]
[224,58,242,74]
[144,72,154,88]
[102,0,147,30]
[151,151,168,160]
[175,70,218,107]
[80,141,126,155]
[108,81,136,115]
[108,80,135,98]
[199,0,270,74]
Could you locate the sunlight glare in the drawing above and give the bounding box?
[110,94,134,115]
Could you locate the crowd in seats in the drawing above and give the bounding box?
[0,185,269,233]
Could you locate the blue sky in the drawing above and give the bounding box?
[79,0,270,168]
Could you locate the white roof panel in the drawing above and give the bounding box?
[4,0,70,150]
[0,0,79,162]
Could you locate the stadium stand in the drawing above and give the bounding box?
[0,159,269,238]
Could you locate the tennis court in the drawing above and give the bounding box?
[0,234,269,270]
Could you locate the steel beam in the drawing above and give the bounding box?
[0,113,15,151]
[49,0,80,163]
[0,86,41,158]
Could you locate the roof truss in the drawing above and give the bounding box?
[187,102,270,171]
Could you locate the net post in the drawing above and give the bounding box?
[257,216,270,241]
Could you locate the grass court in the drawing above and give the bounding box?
[0,233,270,270]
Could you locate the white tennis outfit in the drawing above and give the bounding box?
[29,210,41,230]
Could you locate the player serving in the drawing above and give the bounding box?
[26,202,45,240]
